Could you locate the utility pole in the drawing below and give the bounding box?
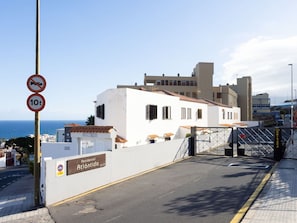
[34,0,41,206]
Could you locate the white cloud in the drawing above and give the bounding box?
[222,36,297,103]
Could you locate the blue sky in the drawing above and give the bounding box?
[1,0,297,120]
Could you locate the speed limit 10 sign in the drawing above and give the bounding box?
[27,93,46,112]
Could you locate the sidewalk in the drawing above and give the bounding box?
[240,139,297,223]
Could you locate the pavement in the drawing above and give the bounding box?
[0,141,297,222]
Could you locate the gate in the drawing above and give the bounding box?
[190,127,233,156]
[190,126,292,159]
[237,127,290,159]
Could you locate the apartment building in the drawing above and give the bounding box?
[118,62,213,100]
[117,62,252,121]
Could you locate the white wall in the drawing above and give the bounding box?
[42,138,189,205]
[56,129,64,142]
[95,88,127,139]
[0,154,6,168]
[208,105,241,127]
[42,142,77,159]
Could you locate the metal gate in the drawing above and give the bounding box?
[191,126,292,159]
[237,127,290,159]
[191,127,233,156]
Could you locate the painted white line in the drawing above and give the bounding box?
[104,215,123,223]
[0,197,26,206]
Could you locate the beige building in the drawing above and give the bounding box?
[229,77,253,121]
[213,85,238,107]
[117,62,252,121]
[141,62,213,100]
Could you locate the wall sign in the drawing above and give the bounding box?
[56,161,66,177]
[67,154,106,175]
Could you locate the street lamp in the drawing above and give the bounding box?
[289,64,294,144]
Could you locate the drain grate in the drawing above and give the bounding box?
[228,163,270,169]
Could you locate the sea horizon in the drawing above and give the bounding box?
[0,120,85,140]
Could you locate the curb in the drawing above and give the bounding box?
[0,208,50,223]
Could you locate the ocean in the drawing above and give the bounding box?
[0,120,85,139]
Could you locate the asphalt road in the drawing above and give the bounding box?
[49,155,275,223]
[0,166,30,191]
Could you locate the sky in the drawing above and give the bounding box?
[1,0,297,120]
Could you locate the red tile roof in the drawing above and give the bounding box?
[70,126,128,143]
[70,126,114,133]
[65,123,82,127]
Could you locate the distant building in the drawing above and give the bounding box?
[118,62,214,100]
[219,76,253,121]
[213,85,238,107]
[252,93,271,114]
[118,62,252,121]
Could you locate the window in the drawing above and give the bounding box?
[222,109,225,119]
[181,107,186,119]
[217,92,222,98]
[162,106,171,119]
[146,105,158,120]
[96,104,105,119]
[187,108,192,119]
[197,109,202,119]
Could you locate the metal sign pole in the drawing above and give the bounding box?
[34,0,41,207]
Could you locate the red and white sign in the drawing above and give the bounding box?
[27,93,46,112]
[27,74,46,93]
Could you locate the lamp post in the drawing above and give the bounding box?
[289,64,294,144]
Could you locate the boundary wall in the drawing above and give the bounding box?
[0,154,5,168]
[42,138,189,205]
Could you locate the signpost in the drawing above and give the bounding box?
[26,0,43,207]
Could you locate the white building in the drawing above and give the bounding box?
[42,88,241,157]
[94,88,241,147]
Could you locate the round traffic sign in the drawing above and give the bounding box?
[27,74,46,93]
[27,93,46,112]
